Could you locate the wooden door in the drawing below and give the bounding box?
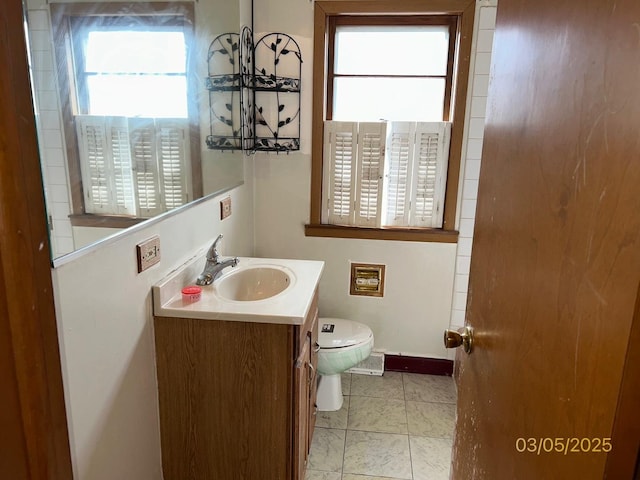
[0,0,73,478]
[451,0,640,478]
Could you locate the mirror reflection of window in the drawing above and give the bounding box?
[76,24,188,117]
[83,31,188,117]
[24,0,245,261]
[49,3,201,228]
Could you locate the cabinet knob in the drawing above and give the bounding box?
[313,342,321,353]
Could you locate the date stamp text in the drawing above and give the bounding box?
[515,438,612,455]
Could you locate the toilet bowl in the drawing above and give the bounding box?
[316,317,374,411]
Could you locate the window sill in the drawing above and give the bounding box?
[304,224,459,243]
[69,214,147,229]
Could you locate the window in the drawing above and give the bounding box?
[329,18,456,122]
[72,24,189,118]
[306,0,475,242]
[51,3,201,227]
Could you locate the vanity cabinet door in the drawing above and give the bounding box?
[293,338,311,480]
[155,317,292,480]
[293,298,319,480]
[308,310,319,443]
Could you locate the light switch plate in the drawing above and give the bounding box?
[137,236,161,273]
[220,196,232,220]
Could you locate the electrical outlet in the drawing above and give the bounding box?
[137,236,161,273]
[220,196,232,220]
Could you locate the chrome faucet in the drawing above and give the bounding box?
[195,234,239,286]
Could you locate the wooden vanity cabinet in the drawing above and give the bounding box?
[294,296,319,479]
[154,291,319,480]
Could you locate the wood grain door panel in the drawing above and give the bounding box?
[452,0,640,478]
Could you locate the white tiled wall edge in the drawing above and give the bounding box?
[449,1,498,359]
[26,9,75,259]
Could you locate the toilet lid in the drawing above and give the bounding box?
[317,317,373,349]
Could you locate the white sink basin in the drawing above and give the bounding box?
[153,255,323,324]
[215,265,293,301]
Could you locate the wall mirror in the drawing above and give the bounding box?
[22,0,250,262]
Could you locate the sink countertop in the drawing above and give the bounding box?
[152,253,324,325]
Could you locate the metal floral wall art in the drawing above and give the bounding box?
[206,28,301,153]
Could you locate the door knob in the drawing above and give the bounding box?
[444,326,473,354]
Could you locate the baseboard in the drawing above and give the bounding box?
[384,355,453,376]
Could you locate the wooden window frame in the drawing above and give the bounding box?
[50,2,202,228]
[305,0,476,243]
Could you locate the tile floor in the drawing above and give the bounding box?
[306,371,457,480]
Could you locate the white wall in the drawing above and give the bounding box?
[449,1,497,337]
[52,174,254,480]
[252,0,494,359]
[254,154,457,357]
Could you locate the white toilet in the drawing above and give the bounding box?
[316,317,374,411]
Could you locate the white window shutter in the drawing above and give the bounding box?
[77,116,190,218]
[156,119,190,211]
[323,121,358,225]
[410,122,451,227]
[324,120,448,230]
[108,117,136,215]
[129,118,163,218]
[383,122,415,226]
[76,116,111,214]
[354,122,386,227]
[76,116,137,215]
